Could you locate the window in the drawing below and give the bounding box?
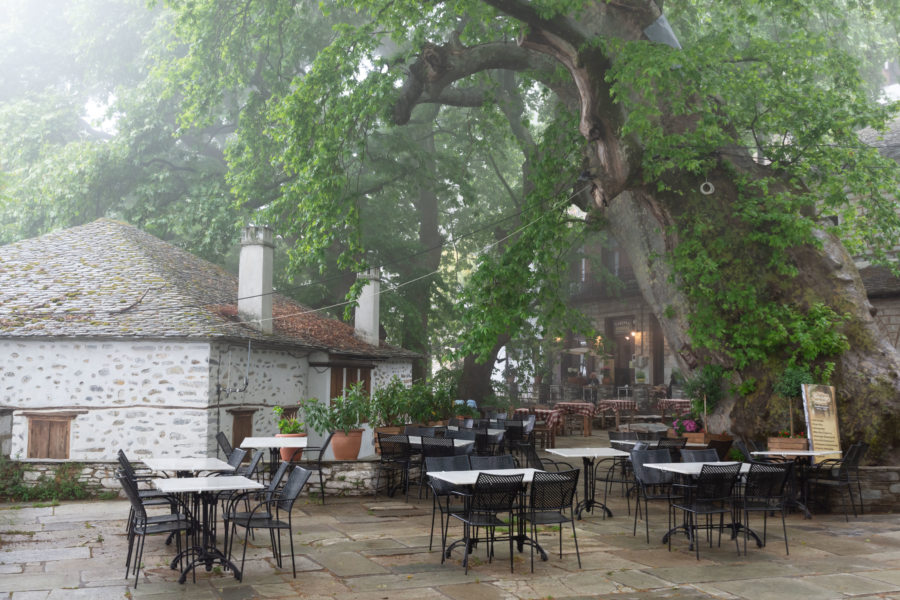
[25,413,81,459]
[330,366,372,399]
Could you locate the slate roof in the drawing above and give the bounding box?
[0,219,415,359]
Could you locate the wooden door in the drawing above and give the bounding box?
[27,417,70,459]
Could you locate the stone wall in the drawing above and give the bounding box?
[372,360,413,389]
[9,460,899,512]
[2,339,212,460]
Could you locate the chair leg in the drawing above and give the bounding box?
[289,525,296,578]
[571,517,582,568]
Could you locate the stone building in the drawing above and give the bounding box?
[0,219,415,462]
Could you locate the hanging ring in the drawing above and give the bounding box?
[700,180,715,195]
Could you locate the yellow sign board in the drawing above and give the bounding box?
[802,384,842,463]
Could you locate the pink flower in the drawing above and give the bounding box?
[684,419,699,432]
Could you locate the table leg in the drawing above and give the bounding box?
[574,457,613,519]
[173,491,246,583]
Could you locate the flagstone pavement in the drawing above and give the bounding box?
[2,432,899,599]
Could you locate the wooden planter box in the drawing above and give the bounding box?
[670,430,733,444]
[373,426,403,454]
[767,437,808,452]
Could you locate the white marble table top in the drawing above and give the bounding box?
[546,447,630,459]
[644,461,751,476]
[751,450,840,457]
[407,436,473,447]
[614,439,709,449]
[153,475,263,494]
[426,468,544,486]
[240,436,309,448]
[446,426,505,436]
[142,457,234,473]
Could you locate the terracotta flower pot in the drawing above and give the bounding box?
[275,432,307,461]
[331,429,364,460]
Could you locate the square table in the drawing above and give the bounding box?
[408,436,474,455]
[427,468,548,563]
[553,402,596,436]
[597,399,638,429]
[154,475,263,583]
[644,462,758,548]
[751,450,841,518]
[546,447,629,518]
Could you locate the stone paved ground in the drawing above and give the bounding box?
[2,432,899,599]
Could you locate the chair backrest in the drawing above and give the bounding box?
[448,417,460,428]
[658,437,688,450]
[836,441,868,477]
[425,454,470,473]
[609,430,638,441]
[518,443,544,470]
[680,448,719,462]
[226,447,248,468]
[265,461,292,501]
[631,449,675,486]
[462,418,474,429]
[403,425,422,436]
[469,454,515,470]
[706,439,733,460]
[471,472,523,513]
[237,449,265,478]
[116,470,147,520]
[530,469,579,512]
[474,428,492,455]
[734,439,753,461]
[378,433,411,461]
[473,418,491,429]
[421,436,455,458]
[695,462,741,501]
[523,414,536,434]
[505,423,525,445]
[276,466,312,512]
[418,426,438,438]
[116,449,137,481]
[451,429,476,441]
[744,461,791,501]
[216,431,233,457]
[496,412,508,420]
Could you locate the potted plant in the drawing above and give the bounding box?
[670,416,705,444]
[635,370,646,384]
[768,365,813,450]
[681,364,732,442]
[273,405,306,461]
[302,382,372,460]
[370,376,409,454]
[601,367,612,385]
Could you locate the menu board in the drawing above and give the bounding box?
[802,384,842,463]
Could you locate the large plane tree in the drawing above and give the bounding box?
[163,0,900,460]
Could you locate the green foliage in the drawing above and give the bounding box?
[772,365,815,400]
[302,382,372,434]
[273,405,304,434]
[683,365,726,413]
[370,376,409,427]
[0,458,91,502]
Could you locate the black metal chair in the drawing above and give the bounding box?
[518,442,575,473]
[503,422,525,455]
[806,442,868,520]
[740,461,792,555]
[294,432,334,503]
[373,433,413,500]
[116,450,177,535]
[669,462,741,560]
[657,437,688,457]
[228,465,311,578]
[216,431,233,458]
[424,455,470,553]
[419,437,457,498]
[603,431,639,502]
[523,469,581,571]
[679,448,720,463]
[469,454,516,470]
[631,449,679,543]
[447,472,524,574]
[222,460,292,559]
[474,427,496,456]
[116,472,193,588]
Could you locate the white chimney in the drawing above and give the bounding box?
[238,225,274,334]
[354,267,381,346]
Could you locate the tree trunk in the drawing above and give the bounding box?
[394,0,900,461]
[458,336,509,403]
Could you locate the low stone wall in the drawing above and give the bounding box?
[7,461,899,513]
[10,459,379,500]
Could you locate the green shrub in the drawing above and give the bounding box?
[0,457,91,502]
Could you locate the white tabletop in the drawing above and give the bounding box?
[615,440,708,449]
[142,457,235,473]
[546,447,630,459]
[153,475,263,494]
[407,436,473,447]
[751,450,840,457]
[427,468,544,486]
[447,426,505,436]
[240,436,309,448]
[644,461,751,476]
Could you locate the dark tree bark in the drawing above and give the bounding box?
[458,335,510,402]
[392,0,900,462]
